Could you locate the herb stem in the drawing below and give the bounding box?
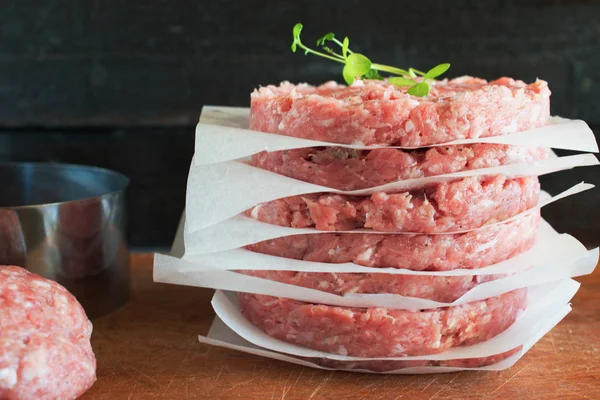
[332,38,353,54]
[322,47,346,61]
[297,42,346,64]
[371,63,411,77]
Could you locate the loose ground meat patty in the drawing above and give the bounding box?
[246,211,539,271]
[250,144,549,191]
[247,175,539,233]
[250,77,550,146]
[240,270,504,303]
[0,266,96,400]
[239,288,527,357]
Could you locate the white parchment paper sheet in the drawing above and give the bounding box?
[185,154,598,232]
[184,184,591,254]
[210,279,578,361]
[173,213,581,276]
[156,210,597,311]
[154,245,596,310]
[195,107,598,165]
[181,227,586,276]
[198,305,566,374]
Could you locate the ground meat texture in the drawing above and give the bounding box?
[250,144,549,191]
[240,270,505,303]
[0,266,96,400]
[307,347,521,372]
[246,211,539,271]
[247,175,539,233]
[238,288,527,358]
[250,77,550,146]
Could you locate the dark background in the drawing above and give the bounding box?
[0,0,599,249]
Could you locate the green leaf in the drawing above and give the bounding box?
[407,82,430,97]
[293,23,303,38]
[388,77,416,86]
[291,23,303,52]
[364,69,383,80]
[408,68,417,78]
[424,63,450,79]
[342,64,355,85]
[342,37,349,58]
[316,32,335,46]
[345,53,372,78]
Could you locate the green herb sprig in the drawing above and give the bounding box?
[291,23,450,97]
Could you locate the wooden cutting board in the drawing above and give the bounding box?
[81,253,600,400]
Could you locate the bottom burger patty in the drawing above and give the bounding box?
[239,288,527,358]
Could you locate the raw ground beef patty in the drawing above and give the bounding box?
[240,270,505,303]
[247,175,540,233]
[307,347,521,372]
[239,288,527,357]
[0,266,96,400]
[246,211,539,271]
[250,77,550,146]
[250,144,549,191]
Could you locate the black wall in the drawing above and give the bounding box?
[1,0,599,248]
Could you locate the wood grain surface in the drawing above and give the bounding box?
[80,253,600,400]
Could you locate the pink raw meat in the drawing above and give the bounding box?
[250,77,550,146]
[247,175,539,233]
[246,212,539,271]
[0,266,96,400]
[250,144,548,191]
[238,288,527,357]
[240,270,504,303]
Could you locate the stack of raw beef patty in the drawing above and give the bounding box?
[237,77,551,368]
